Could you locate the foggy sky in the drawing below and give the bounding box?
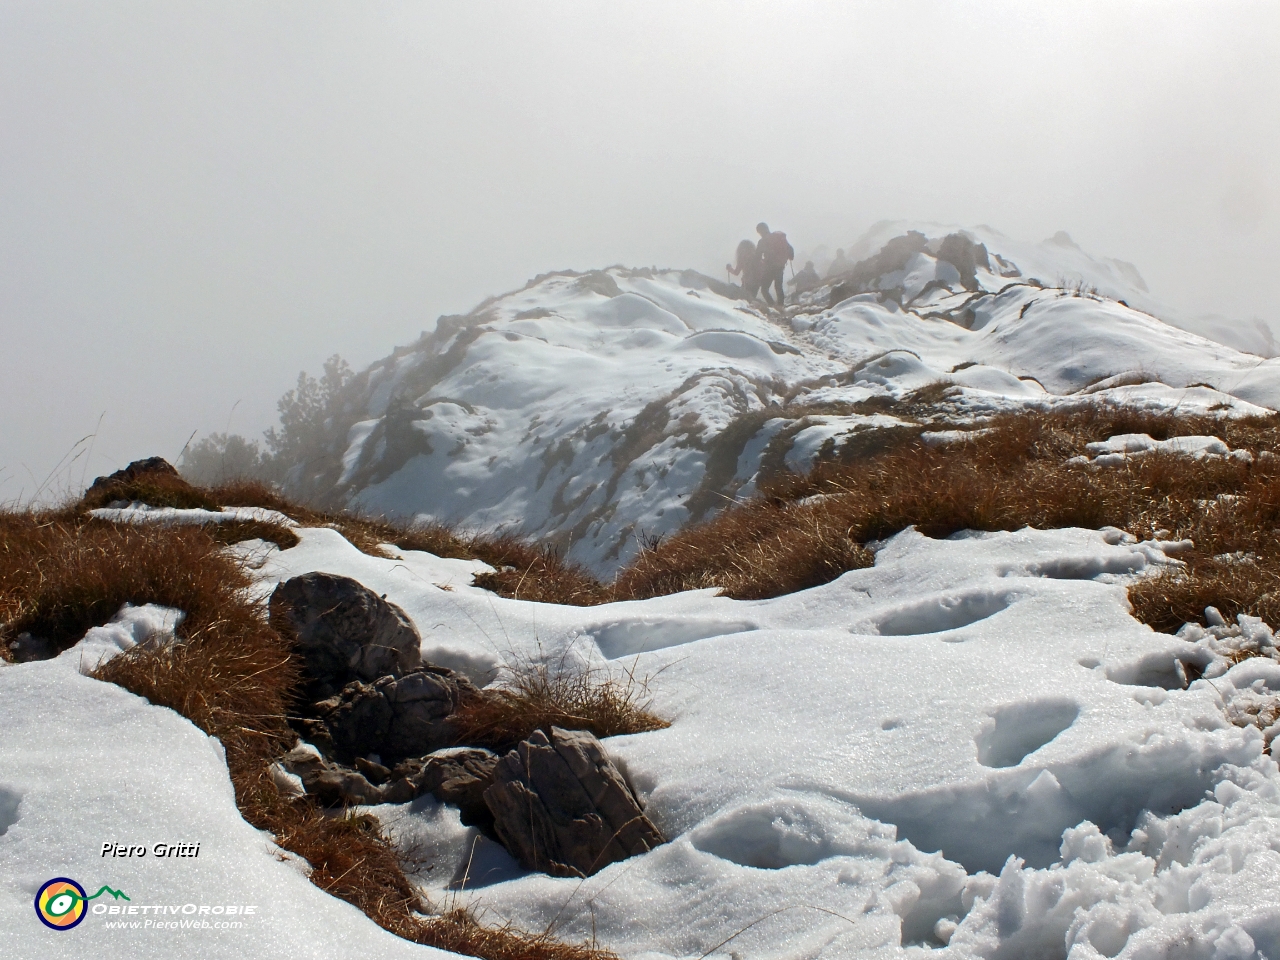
[2,1,1277,503]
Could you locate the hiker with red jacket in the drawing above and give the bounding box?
[756,222,794,308]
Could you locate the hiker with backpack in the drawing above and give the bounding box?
[756,222,794,308]
[726,238,763,300]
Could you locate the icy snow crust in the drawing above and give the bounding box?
[308,232,1280,574]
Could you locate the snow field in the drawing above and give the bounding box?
[6,508,1280,957]
[259,524,1280,958]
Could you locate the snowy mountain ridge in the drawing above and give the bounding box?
[281,226,1280,573]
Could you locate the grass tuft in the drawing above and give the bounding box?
[81,469,219,512]
[452,659,670,752]
[206,518,302,550]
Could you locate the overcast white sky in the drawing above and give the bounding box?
[2,1,1277,502]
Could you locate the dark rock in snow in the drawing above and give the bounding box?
[314,666,479,765]
[372,748,502,829]
[279,744,384,806]
[483,727,664,877]
[934,233,991,292]
[268,572,422,698]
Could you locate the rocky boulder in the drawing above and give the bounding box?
[82,456,218,511]
[281,743,499,818]
[314,666,479,765]
[278,744,385,807]
[483,727,664,877]
[389,748,499,830]
[269,572,422,698]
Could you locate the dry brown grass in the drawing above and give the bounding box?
[0,514,257,656]
[0,511,617,960]
[451,659,670,752]
[100,406,1280,639]
[469,536,607,606]
[611,407,1280,634]
[80,468,220,512]
[206,518,302,549]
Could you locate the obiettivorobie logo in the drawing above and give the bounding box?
[35,878,130,931]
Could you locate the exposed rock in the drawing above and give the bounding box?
[269,572,422,699]
[281,741,500,816]
[85,457,181,497]
[395,748,500,833]
[354,756,392,785]
[279,744,384,807]
[82,456,217,511]
[934,233,990,292]
[829,230,929,304]
[483,727,664,877]
[314,666,479,765]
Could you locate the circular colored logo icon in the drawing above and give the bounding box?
[35,878,87,931]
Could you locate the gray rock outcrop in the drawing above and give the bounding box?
[269,572,422,698]
[279,744,386,807]
[282,742,499,817]
[314,666,479,764]
[390,748,499,830]
[483,727,664,877]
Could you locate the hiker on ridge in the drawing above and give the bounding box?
[826,248,850,279]
[756,222,794,308]
[727,238,763,300]
[790,260,821,295]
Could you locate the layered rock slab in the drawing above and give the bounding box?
[483,727,664,877]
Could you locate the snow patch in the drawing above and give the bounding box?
[588,617,757,658]
[975,700,1080,768]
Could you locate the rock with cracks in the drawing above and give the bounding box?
[483,727,664,877]
[314,667,479,765]
[389,748,500,831]
[279,744,385,807]
[269,572,422,699]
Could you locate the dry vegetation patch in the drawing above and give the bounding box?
[0,510,617,959]
[80,461,220,512]
[451,660,669,752]
[611,407,1280,635]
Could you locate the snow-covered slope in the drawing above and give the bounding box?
[11,517,1278,958]
[830,222,1277,359]
[283,231,1280,573]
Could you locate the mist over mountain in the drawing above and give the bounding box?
[185,226,1280,573]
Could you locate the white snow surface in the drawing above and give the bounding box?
[272,528,1280,956]
[9,512,1280,957]
[298,228,1280,574]
[88,503,299,527]
[0,600,455,960]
